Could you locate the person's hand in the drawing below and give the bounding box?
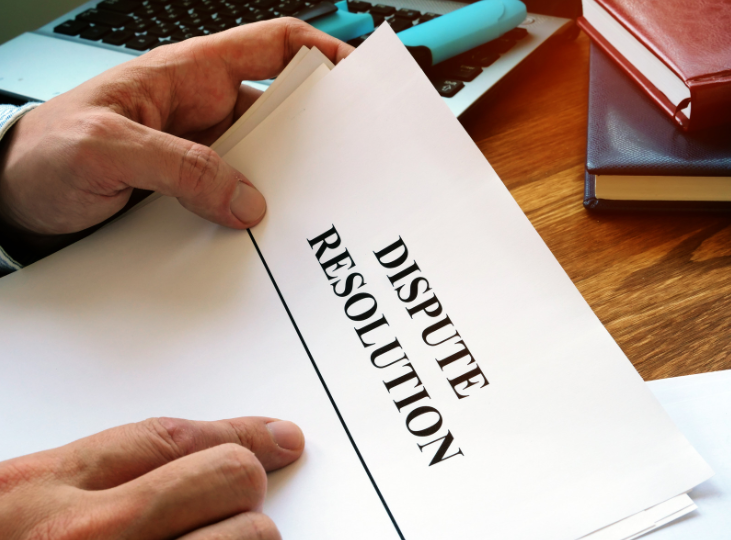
[0,416,305,539]
[0,19,353,235]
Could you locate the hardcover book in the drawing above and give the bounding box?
[585,44,731,212]
[578,0,731,131]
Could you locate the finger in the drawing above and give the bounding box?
[177,512,281,540]
[206,18,354,82]
[186,84,264,146]
[96,113,265,229]
[56,416,304,490]
[98,443,269,540]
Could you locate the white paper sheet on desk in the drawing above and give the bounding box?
[0,24,713,540]
[644,371,731,539]
[223,25,712,539]
[0,195,397,539]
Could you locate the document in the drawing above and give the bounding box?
[212,46,334,156]
[646,371,731,539]
[0,25,712,540]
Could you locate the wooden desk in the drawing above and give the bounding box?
[461,32,731,381]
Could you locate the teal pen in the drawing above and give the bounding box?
[311,0,527,68]
[399,0,527,67]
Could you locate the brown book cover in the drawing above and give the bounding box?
[578,0,731,131]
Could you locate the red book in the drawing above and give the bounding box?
[578,0,731,131]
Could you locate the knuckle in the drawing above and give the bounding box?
[279,16,308,31]
[138,417,197,460]
[279,17,316,53]
[244,513,281,540]
[177,143,220,196]
[228,420,259,450]
[216,444,267,498]
[72,113,123,150]
[64,112,129,190]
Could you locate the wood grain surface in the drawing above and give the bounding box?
[460,32,731,381]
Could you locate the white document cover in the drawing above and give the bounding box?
[0,25,712,540]
[223,26,712,539]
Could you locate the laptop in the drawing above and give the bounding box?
[0,0,572,117]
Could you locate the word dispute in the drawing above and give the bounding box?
[308,225,489,466]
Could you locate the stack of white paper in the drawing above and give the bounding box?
[0,25,713,540]
[646,371,731,540]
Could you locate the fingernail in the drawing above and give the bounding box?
[266,421,304,451]
[230,181,266,226]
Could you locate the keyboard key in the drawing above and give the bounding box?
[240,9,268,21]
[477,38,516,54]
[97,0,142,13]
[214,14,238,25]
[80,24,111,40]
[157,9,187,23]
[196,2,219,14]
[371,13,385,26]
[418,12,439,23]
[217,6,246,18]
[295,1,338,22]
[469,51,499,68]
[346,0,370,12]
[126,19,154,31]
[501,26,528,41]
[179,0,203,8]
[148,22,178,36]
[78,8,133,27]
[395,8,419,20]
[134,5,164,18]
[150,39,180,48]
[101,29,135,44]
[180,14,211,26]
[172,28,204,40]
[126,34,160,50]
[432,79,464,98]
[275,0,304,13]
[434,63,482,82]
[369,4,395,16]
[387,17,411,33]
[53,20,89,36]
[204,19,237,32]
[251,0,276,8]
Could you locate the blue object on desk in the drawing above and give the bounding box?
[311,1,375,42]
[398,0,527,66]
[311,0,526,67]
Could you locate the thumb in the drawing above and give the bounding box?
[52,416,305,490]
[120,117,266,228]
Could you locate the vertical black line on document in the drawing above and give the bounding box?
[247,230,405,540]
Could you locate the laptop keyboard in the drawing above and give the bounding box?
[53,0,528,98]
